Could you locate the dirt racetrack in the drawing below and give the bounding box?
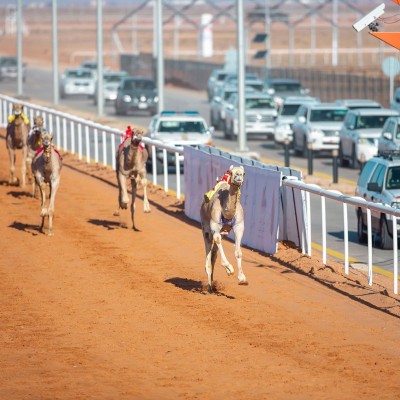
[1,133,400,400]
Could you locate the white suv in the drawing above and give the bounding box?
[355,152,400,249]
[146,111,213,172]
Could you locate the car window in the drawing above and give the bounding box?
[386,167,400,189]
[369,164,386,190]
[385,121,395,136]
[355,115,390,129]
[104,74,125,83]
[224,90,236,101]
[67,70,92,79]
[158,121,206,133]
[309,109,347,122]
[272,83,301,92]
[280,104,301,116]
[245,98,275,109]
[123,80,155,90]
[358,160,377,188]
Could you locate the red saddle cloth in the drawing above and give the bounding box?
[35,146,62,159]
[118,125,145,151]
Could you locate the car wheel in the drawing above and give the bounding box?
[219,119,225,132]
[352,145,360,169]
[380,217,393,250]
[357,209,367,244]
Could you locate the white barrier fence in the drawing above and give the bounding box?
[1,94,400,295]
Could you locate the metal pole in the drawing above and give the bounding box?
[284,138,290,167]
[237,0,247,152]
[265,0,271,72]
[17,0,23,96]
[332,0,338,66]
[52,0,59,105]
[156,0,164,113]
[97,0,104,117]
[311,13,316,67]
[289,26,294,67]
[332,149,338,183]
[307,144,313,175]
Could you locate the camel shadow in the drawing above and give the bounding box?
[8,221,41,236]
[7,190,32,199]
[87,218,121,230]
[165,277,236,299]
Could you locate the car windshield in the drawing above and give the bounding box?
[386,166,400,189]
[224,91,236,101]
[272,83,301,92]
[158,121,207,133]
[309,109,347,122]
[1,57,17,67]
[355,115,390,129]
[67,70,92,79]
[247,83,263,91]
[280,104,301,116]
[246,98,275,109]
[124,80,155,90]
[104,74,125,83]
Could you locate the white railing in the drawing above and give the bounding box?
[283,177,400,295]
[0,94,184,199]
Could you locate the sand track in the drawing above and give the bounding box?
[1,135,400,399]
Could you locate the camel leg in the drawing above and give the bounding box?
[141,175,151,213]
[7,147,18,185]
[118,173,129,209]
[203,232,214,293]
[21,145,27,190]
[210,220,234,276]
[47,177,60,236]
[131,178,138,231]
[234,222,247,285]
[38,180,47,233]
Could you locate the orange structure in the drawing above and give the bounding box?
[370,0,400,49]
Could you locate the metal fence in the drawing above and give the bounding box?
[1,93,399,295]
[121,53,399,108]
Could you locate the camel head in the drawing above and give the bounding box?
[12,103,24,116]
[32,115,44,136]
[41,129,53,149]
[130,128,144,147]
[229,165,245,187]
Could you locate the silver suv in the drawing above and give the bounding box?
[355,152,400,249]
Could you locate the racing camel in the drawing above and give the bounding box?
[6,103,30,189]
[115,126,151,230]
[200,165,247,293]
[26,115,45,197]
[31,129,62,236]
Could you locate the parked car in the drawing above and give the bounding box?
[355,151,400,249]
[339,108,398,169]
[0,55,26,81]
[145,111,214,171]
[378,116,400,154]
[80,60,98,78]
[223,93,277,140]
[93,70,128,105]
[292,103,348,156]
[59,67,96,98]
[210,84,238,130]
[263,78,309,107]
[114,77,158,116]
[207,69,229,101]
[390,87,400,112]
[273,96,320,146]
[222,73,263,92]
[335,99,382,110]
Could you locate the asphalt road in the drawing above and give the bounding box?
[0,67,397,279]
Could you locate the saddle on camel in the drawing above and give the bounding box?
[6,103,31,188]
[200,165,247,293]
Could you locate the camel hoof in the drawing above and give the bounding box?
[120,202,128,210]
[207,284,213,294]
[47,232,54,237]
[238,280,249,286]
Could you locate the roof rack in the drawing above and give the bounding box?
[379,150,400,160]
[160,110,200,116]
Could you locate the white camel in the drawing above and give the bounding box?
[31,129,62,236]
[200,165,247,293]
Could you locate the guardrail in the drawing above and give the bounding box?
[283,177,400,294]
[0,94,184,199]
[1,93,399,295]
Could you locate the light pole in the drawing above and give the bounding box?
[17,0,23,97]
[156,0,164,113]
[97,0,104,117]
[52,0,59,105]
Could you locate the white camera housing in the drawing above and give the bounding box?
[352,3,385,32]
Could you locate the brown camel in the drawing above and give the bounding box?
[115,127,150,230]
[200,165,247,293]
[31,129,63,236]
[6,103,30,189]
[26,115,45,197]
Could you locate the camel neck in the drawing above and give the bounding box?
[125,143,140,169]
[223,184,241,219]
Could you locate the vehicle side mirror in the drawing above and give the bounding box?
[367,182,381,192]
[209,126,215,135]
[301,88,310,95]
[348,125,355,130]
[214,96,221,103]
[227,104,234,110]
[383,132,393,141]
[298,116,306,124]
[267,88,275,95]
